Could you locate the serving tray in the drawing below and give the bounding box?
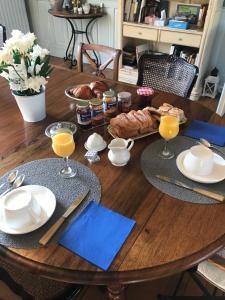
[107,117,187,140]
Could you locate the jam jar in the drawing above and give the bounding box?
[137,87,154,109]
[76,102,91,129]
[90,99,104,125]
[103,89,117,118]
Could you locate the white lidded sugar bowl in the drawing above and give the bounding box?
[108,138,134,166]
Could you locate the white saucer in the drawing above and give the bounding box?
[84,140,107,152]
[0,185,56,234]
[176,150,225,184]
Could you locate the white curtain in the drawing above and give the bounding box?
[0,0,30,38]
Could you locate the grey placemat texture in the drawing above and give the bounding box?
[141,136,225,204]
[0,158,101,248]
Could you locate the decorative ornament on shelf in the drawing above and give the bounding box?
[202,67,220,99]
[0,30,53,122]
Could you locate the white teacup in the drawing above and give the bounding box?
[183,145,214,176]
[2,188,42,230]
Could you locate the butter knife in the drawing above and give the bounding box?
[39,189,89,246]
[156,175,224,202]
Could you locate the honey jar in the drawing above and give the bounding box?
[90,99,104,125]
[103,89,117,118]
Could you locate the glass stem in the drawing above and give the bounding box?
[64,156,70,171]
[163,140,169,155]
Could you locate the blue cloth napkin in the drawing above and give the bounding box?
[183,120,225,146]
[59,201,136,271]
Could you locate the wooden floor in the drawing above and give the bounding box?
[0,57,222,300]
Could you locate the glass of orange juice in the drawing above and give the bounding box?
[158,115,179,159]
[52,129,76,178]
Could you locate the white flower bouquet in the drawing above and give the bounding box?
[0,30,53,96]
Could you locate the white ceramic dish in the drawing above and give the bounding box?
[0,185,56,234]
[84,140,107,152]
[176,150,225,184]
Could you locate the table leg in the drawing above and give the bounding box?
[85,18,99,69]
[64,18,77,68]
[107,284,125,300]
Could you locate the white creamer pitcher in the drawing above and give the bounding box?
[108,138,134,166]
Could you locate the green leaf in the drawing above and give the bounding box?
[39,55,51,77]
[13,49,21,64]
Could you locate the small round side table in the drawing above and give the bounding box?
[48,9,104,68]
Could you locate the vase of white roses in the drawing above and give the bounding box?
[0,30,53,122]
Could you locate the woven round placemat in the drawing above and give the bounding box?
[0,158,101,248]
[141,136,225,204]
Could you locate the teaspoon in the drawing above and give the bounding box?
[0,170,19,189]
[199,138,225,156]
[0,174,25,198]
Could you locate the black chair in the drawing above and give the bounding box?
[0,24,6,48]
[137,53,198,98]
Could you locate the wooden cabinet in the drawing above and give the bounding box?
[117,0,224,100]
[159,29,202,48]
[123,24,158,41]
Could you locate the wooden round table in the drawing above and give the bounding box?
[48,9,104,68]
[1,69,225,300]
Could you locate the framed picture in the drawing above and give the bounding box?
[176,3,201,24]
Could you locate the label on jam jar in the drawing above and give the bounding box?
[90,99,104,125]
[76,103,91,128]
[103,90,117,118]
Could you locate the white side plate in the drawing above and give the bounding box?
[176,150,225,184]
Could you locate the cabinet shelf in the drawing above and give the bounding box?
[118,0,224,100]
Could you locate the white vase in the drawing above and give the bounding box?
[13,89,46,122]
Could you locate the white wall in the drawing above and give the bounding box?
[27,0,118,60]
[0,0,30,37]
[208,8,225,91]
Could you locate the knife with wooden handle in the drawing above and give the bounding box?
[156,175,224,203]
[39,189,89,246]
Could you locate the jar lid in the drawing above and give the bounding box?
[117,91,132,98]
[90,98,102,106]
[45,121,77,138]
[76,102,89,108]
[137,87,154,96]
[103,89,115,97]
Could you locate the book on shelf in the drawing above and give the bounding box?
[124,0,132,21]
[129,1,134,21]
[138,0,146,23]
[123,45,137,67]
[124,0,144,22]
[170,44,198,65]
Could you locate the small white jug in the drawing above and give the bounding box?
[108,138,134,166]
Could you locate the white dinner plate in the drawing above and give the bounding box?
[176,150,225,184]
[0,185,56,234]
[84,140,107,152]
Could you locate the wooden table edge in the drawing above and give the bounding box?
[1,234,225,285]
